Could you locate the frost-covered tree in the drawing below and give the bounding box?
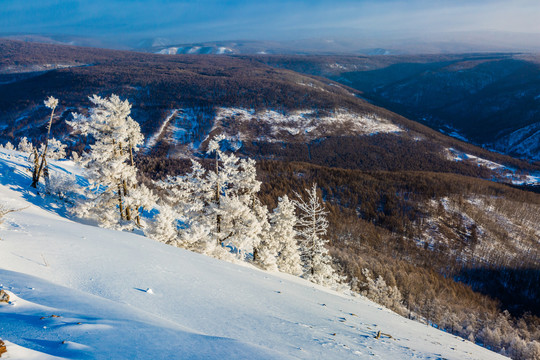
[31,96,58,188]
[266,195,302,275]
[17,137,34,153]
[294,183,341,287]
[68,94,155,229]
[252,198,277,270]
[151,159,214,251]
[3,142,14,151]
[208,136,268,260]
[149,135,268,261]
[147,200,180,245]
[38,138,67,160]
[361,268,404,311]
[45,172,81,201]
[18,137,37,176]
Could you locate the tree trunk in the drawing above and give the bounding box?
[129,141,135,167]
[31,148,40,187]
[127,140,142,227]
[43,158,50,189]
[253,247,259,262]
[122,179,132,221]
[31,105,55,188]
[215,150,221,243]
[117,183,125,220]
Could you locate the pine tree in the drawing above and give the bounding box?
[68,94,155,229]
[207,137,267,260]
[17,137,34,153]
[253,197,276,270]
[294,183,341,286]
[150,135,268,261]
[147,200,179,245]
[268,195,302,275]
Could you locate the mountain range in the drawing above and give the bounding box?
[1,39,540,359]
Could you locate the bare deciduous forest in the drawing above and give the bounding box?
[3,39,540,358]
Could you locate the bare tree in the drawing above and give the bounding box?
[31,96,58,188]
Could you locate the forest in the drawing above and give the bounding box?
[2,39,540,359]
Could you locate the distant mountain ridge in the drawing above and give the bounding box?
[2,40,540,359]
[145,40,400,56]
[255,54,540,162]
[0,39,536,178]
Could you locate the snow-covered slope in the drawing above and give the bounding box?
[446,147,540,185]
[0,149,508,359]
[491,121,540,162]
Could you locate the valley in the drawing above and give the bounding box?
[1,39,540,359]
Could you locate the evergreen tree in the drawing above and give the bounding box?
[17,137,34,153]
[148,200,179,245]
[150,135,268,261]
[68,94,155,229]
[268,195,302,275]
[294,183,341,286]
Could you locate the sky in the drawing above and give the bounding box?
[2,0,540,50]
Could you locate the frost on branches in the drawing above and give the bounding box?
[294,183,343,287]
[150,135,269,261]
[31,96,59,188]
[17,137,34,153]
[267,195,302,275]
[38,138,66,160]
[68,94,156,230]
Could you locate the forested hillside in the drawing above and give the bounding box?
[2,39,540,359]
[255,53,540,162]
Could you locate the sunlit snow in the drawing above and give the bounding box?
[0,148,507,359]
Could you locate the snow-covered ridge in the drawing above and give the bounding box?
[0,148,507,359]
[214,107,402,141]
[0,64,83,74]
[157,46,235,55]
[144,107,402,156]
[144,108,211,157]
[491,121,540,162]
[144,109,178,149]
[446,147,540,185]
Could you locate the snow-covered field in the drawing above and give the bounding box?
[0,149,508,359]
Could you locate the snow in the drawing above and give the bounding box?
[145,108,210,156]
[214,107,402,141]
[0,148,508,359]
[145,109,178,150]
[157,47,180,55]
[0,64,81,75]
[446,147,540,185]
[143,107,400,155]
[216,47,233,55]
[491,122,540,162]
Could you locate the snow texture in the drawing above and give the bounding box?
[0,148,508,359]
[214,107,402,141]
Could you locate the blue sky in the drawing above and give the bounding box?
[2,0,540,46]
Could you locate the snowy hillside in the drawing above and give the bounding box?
[0,148,508,359]
[491,122,540,162]
[147,106,402,158]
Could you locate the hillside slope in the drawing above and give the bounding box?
[1,40,538,181]
[0,151,510,359]
[255,54,540,162]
